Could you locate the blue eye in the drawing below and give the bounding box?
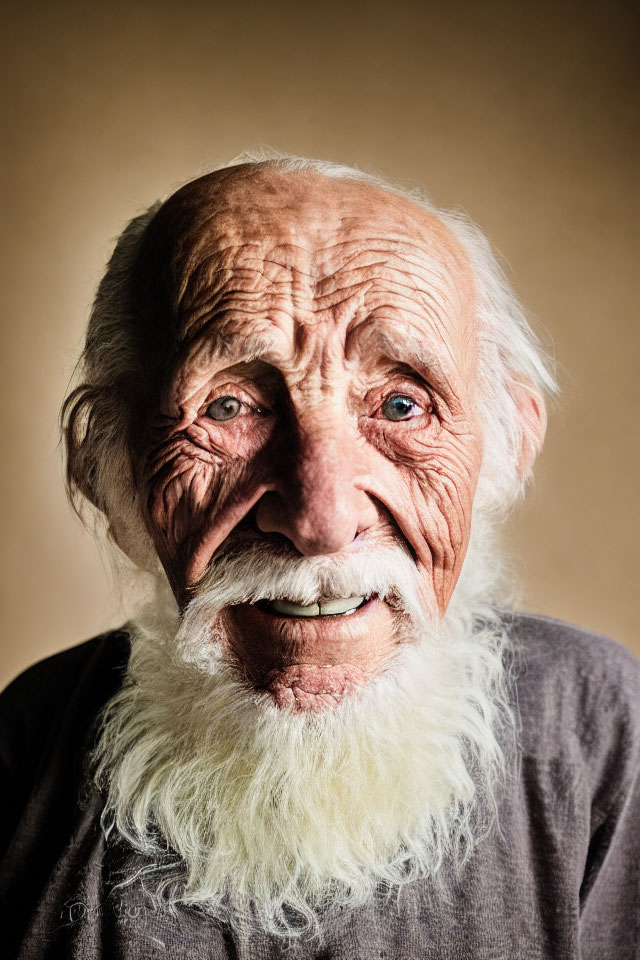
[381,394,421,421]
[206,396,243,421]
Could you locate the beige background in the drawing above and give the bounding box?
[1,0,638,687]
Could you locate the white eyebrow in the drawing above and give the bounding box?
[350,323,455,392]
[194,328,287,369]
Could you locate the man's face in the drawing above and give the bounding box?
[135,167,483,702]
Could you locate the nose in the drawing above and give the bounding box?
[255,425,378,556]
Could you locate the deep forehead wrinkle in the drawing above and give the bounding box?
[141,166,478,382]
[182,300,464,408]
[179,239,464,344]
[177,244,316,331]
[177,270,471,397]
[180,280,461,377]
[181,232,460,300]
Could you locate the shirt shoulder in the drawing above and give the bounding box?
[0,631,130,747]
[0,630,131,840]
[506,611,640,814]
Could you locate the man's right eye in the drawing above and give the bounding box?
[206,396,244,421]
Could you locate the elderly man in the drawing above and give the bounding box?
[1,154,639,959]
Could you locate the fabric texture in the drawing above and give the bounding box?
[1,613,639,959]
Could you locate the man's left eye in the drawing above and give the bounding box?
[380,394,424,421]
[206,396,245,421]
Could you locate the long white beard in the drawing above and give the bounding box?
[94,522,514,938]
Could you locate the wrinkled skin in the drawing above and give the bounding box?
[133,166,484,696]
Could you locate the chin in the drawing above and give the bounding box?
[223,593,413,712]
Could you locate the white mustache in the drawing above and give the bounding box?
[178,532,433,646]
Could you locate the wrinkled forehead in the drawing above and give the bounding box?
[132,166,476,367]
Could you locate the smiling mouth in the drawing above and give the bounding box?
[257,595,372,619]
[227,593,393,697]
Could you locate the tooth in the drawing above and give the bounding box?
[270,599,320,617]
[319,596,365,616]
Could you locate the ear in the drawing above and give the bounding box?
[510,379,547,481]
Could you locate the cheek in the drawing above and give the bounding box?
[148,449,224,547]
[366,422,482,612]
[143,419,275,590]
[415,442,481,607]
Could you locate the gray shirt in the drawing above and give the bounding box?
[1,612,639,959]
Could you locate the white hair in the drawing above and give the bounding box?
[94,515,514,938]
[61,148,556,566]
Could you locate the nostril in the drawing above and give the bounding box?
[239,502,261,531]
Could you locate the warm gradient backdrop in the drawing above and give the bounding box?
[1,0,638,686]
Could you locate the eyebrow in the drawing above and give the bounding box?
[347,322,456,395]
[189,327,286,369]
